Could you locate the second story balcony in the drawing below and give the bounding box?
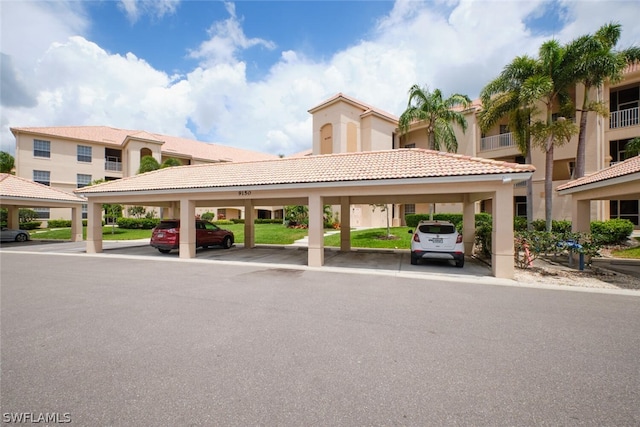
[480,132,515,152]
[609,106,639,129]
[105,156,122,172]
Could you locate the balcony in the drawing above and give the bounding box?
[105,156,122,172]
[480,132,515,152]
[610,107,639,129]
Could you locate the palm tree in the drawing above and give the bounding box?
[398,84,471,152]
[479,55,538,230]
[569,22,640,178]
[625,137,640,159]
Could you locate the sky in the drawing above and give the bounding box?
[1,0,640,157]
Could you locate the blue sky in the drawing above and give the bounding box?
[2,0,640,156]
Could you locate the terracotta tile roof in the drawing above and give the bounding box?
[0,173,85,203]
[308,93,399,123]
[76,149,535,194]
[10,126,278,163]
[557,155,640,192]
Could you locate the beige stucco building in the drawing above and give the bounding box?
[11,126,280,225]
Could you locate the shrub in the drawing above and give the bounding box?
[200,211,215,221]
[19,208,39,223]
[116,217,160,229]
[475,222,492,258]
[256,219,284,224]
[514,216,528,231]
[19,221,42,230]
[47,219,72,228]
[590,219,634,245]
[214,220,234,225]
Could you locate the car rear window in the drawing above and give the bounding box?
[156,221,179,229]
[418,224,456,234]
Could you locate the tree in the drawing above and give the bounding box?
[569,22,640,178]
[522,40,579,231]
[479,55,538,230]
[371,204,392,238]
[90,178,122,234]
[398,84,471,152]
[161,157,182,168]
[138,155,160,174]
[625,137,640,159]
[0,151,15,174]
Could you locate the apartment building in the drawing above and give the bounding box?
[308,65,640,229]
[11,126,280,224]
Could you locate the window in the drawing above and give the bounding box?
[77,174,92,188]
[515,196,527,217]
[403,143,416,148]
[82,204,88,220]
[33,208,50,219]
[33,139,50,158]
[405,204,416,215]
[33,170,50,186]
[77,145,92,163]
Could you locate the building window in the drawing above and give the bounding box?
[77,145,92,163]
[77,174,92,188]
[33,170,50,186]
[404,143,416,148]
[33,208,50,219]
[405,204,416,215]
[515,196,527,217]
[82,204,88,220]
[34,139,50,158]
[610,200,639,226]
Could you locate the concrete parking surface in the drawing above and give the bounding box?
[1,244,639,426]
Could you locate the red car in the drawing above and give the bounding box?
[150,219,234,253]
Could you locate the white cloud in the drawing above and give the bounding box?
[118,0,180,23]
[1,0,640,157]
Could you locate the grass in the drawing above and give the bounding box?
[611,246,640,259]
[28,224,414,249]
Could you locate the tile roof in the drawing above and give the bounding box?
[76,149,535,194]
[0,173,85,203]
[557,155,640,192]
[10,126,278,163]
[308,93,399,122]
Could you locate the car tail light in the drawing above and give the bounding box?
[456,234,463,244]
[413,233,420,242]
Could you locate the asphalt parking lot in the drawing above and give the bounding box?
[2,247,639,426]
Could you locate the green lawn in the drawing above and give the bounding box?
[611,246,640,259]
[29,224,413,249]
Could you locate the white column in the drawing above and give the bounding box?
[70,205,83,242]
[340,196,351,252]
[179,198,196,258]
[462,196,475,256]
[491,186,514,279]
[7,206,19,229]
[244,200,255,248]
[86,202,103,253]
[308,194,324,266]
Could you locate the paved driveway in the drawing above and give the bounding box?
[1,250,639,426]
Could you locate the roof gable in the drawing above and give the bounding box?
[557,155,640,192]
[0,173,85,203]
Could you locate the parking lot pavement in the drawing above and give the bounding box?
[0,239,495,282]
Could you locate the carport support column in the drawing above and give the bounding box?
[70,205,83,242]
[244,200,255,248]
[308,194,324,267]
[7,206,19,229]
[491,186,514,279]
[462,196,475,256]
[86,202,103,253]
[571,199,591,233]
[340,196,351,251]
[179,198,196,258]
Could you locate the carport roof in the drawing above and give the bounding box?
[75,149,535,195]
[557,155,640,194]
[0,173,86,204]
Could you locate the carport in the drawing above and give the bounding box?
[558,155,640,232]
[75,149,534,278]
[0,173,85,241]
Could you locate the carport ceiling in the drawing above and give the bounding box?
[75,148,535,204]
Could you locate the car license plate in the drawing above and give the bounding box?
[431,238,443,243]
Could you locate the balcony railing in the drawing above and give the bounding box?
[610,107,639,129]
[105,157,122,172]
[480,132,515,151]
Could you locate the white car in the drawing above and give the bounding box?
[409,220,464,268]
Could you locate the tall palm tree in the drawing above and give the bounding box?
[479,55,538,230]
[524,39,579,231]
[398,84,471,152]
[569,22,640,178]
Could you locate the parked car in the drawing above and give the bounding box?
[0,227,30,243]
[408,220,464,268]
[150,219,234,253]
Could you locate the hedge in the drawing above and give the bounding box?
[19,221,42,230]
[116,217,161,229]
[405,213,491,228]
[590,219,634,245]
